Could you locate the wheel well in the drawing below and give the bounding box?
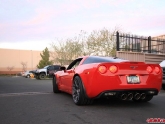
[73,74,89,98]
[73,74,80,79]
[40,72,46,74]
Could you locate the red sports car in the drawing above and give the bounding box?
[52,56,162,105]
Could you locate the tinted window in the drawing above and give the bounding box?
[54,66,61,70]
[44,65,50,69]
[67,58,83,70]
[48,66,54,70]
[82,56,128,64]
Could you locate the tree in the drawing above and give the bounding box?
[50,37,84,66]
[7,66,14,75]
[21,62,27,71]
[37,47,53,69]
[85,27,118,56]
[50,27,121,65]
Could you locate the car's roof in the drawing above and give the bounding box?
[80,56,128,64]
[84,56,127,61]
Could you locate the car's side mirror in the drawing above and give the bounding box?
[60,66,66,71]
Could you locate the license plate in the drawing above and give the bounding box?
[127,76,140,84]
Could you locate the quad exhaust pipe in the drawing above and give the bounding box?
[120,93,127,100]
[127,93,133,100]
[140,93,146,100]
[134,93,141,100]
[120,93,146,100]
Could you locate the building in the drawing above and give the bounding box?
[0,48,42,74]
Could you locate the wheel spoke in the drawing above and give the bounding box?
[72,79,80,102]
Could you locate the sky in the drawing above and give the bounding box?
[0,0,165,51]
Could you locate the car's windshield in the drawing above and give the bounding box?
[43,65,49,69]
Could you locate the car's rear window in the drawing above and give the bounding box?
[82,56,128,64]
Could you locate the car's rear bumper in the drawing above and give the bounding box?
[83,74,162,98]
[95,89,158,99]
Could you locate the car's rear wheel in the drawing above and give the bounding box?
[39,73,46,80]
[52,76,60,93]
[162,84,165,90]
[133,95,153,102]
[72,76,93,105]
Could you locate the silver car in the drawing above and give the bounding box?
[24,70,34,78]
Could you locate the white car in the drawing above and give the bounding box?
[159,60,165,90]
[24,70,34,78]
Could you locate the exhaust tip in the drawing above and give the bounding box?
[140,93,146,100]
[121,93,127,100]
[134,93,141,100]
[127,93,133,100]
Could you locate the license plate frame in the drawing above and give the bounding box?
[127,75,140,84]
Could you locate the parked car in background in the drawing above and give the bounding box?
[23,70,36,78]
[159,60,165,90]
[48,65,61,78]
[52,56,162,105]
[35,65,61,80]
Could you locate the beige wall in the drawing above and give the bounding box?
[0,48,42,74]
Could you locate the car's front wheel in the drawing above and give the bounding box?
[72,76,93,105]
[39,73,46,79]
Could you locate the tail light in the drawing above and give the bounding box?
[98,65,107,74]
[109,65,118,73]
[146,66,152,73]
[154,67,160,74]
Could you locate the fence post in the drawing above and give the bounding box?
[116,31,119,51]
[148,36,151,53]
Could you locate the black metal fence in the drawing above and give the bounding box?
[116,31,165,54]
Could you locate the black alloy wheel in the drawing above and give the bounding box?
[72,76,93,105]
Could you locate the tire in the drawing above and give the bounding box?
[39,73,46,80]
[162,84,165,90]
[52,76,60,93]
[133,95,153,102]
[27,75,30,78]
[72,76,93,105]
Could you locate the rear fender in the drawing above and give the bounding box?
[73,74,90,98]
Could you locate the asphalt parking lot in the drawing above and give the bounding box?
[0,76,165,124]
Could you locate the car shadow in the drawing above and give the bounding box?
[92,97,155,108]
[53,92,155,108]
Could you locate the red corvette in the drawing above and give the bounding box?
[52,56,162,105]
